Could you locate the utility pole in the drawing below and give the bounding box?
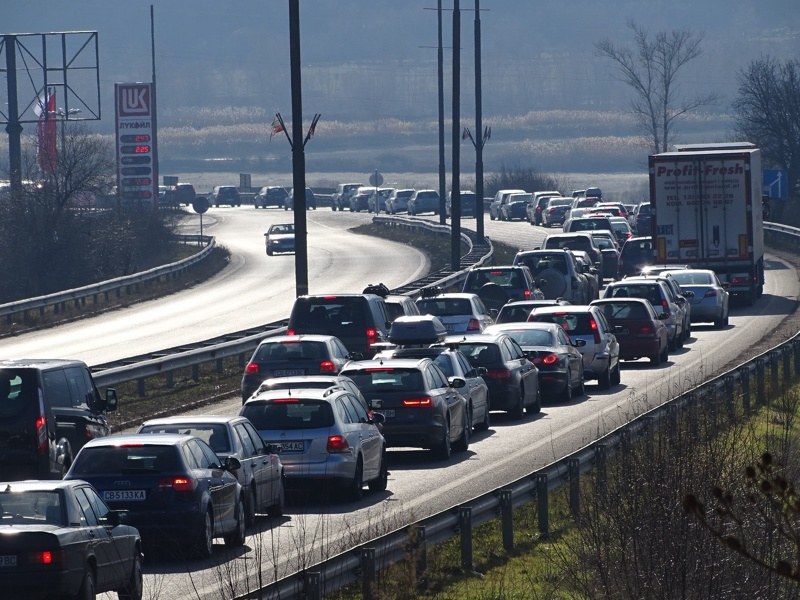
[473,0,486,242]
[289,0,308,297]
[451,0,461,270]
[437,0,447,225]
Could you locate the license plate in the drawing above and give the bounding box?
[274,369,304,377]
[0,555,17,567]
[444,324,456,332]
[279,441,305,452]
[374,410,395,418]
[616,328,629,335]
[102,490,146,502]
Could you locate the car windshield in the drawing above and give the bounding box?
[269,224,294,234]
[417,298,473,317]
[0,490,63,526]
[669,272,714,286]
[138,423,231,453]
[71,445,182,474]
[341,368,424,392]
[242,400,335,430]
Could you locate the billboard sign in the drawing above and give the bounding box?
[114,83,157,205]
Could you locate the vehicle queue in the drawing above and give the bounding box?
[0,184,736,594]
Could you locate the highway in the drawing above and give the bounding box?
[2,206,796,599]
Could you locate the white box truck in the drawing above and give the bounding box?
[649,143,764,304]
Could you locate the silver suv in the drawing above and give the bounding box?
[512,249,590,304]
[528,305,620,389]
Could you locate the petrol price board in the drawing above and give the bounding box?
[115,83,158,205]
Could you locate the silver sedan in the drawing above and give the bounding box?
[664,269,730,328]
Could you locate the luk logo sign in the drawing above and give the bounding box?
[118,84,151,117]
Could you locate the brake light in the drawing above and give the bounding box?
[366,328,379,343]
[244,363,260,375]
[272,398,299,403]
[287,328,296,335]
[159,477,197,492]
[639,326,651,335]
[319,360,336,373]
[31,550,61,565]
[662,299,669,312]
[365,367,394,372]
[487,368,512,380]
[467,318,481,331]
[704,289,717,298]
[327,435,350,453]
[402,396,433,407]
[523,289,531,299]
[540,353,559,365]
[589,317,601,343]
[35,415,48,455]
[730,277,747,285]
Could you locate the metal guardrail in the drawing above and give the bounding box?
[0,235,215,323]
[235,221,800,600]
[92,216,493,392]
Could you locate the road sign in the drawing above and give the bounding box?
[192,196,209,214]
[369,170,384,187]
[763,169,788,200]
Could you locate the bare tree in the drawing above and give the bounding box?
[595,21,718,154]
[733,57,800,198]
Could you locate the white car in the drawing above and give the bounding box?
[264,223,295,256]
[415,292,494,334]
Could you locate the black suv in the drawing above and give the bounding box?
[461,265,543,311]
[254,186,289,209]
[211,185,241,207]
[618,236,655,279]
[287,293,391,357]
[0,359,118,480]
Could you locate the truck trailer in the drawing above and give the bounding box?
[649,143,764,305]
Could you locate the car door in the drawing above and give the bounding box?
[343,393,382,480]
[593,309,620,368]
[456,351,489,419]
[74,485,118,591]
[426,364,463,441]
[241,420,280,507]
[556,328,583,385]
[503,337,537,404]
[232,422,266,512]
[189,439,237,535]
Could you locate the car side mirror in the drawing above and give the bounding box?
[348,351,364,361]
[572,339,586,347]
[721,282,730,289]
[103,510,127,527]
[224,456,242,472]
[449,377,467,389]
[477,366,488,376]
[683,290,695,298]
[105,388,118,412]
[265,443,282,455]
[675,297,686,304]
[489,308,499,318]
[659,313,670,320]
[370,412,386,425]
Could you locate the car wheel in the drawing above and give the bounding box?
[684,321,691,340]
[526,386,541,414]
[453,411,470,452]
[611,362,621,386]
[650,348,663,366]
[475,402,491,431]
[195,509,214,558]
[268,474,286,517]
[675,330,684,349]
[490,213,496,221]
[117,550,143,600]
[660,343,669,363]
[572,372,585,398]
[509,388,525,420]
[598,365,612,389]
[347,457,364,501]
[368,449,389,492]
[225,496,247,547]
[266,248,273,256]
[433,419,452,460]
[561,371,573,402]
[76,567,96,600]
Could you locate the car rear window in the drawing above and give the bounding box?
[416,298,472,316]
[608,284,663,305]
[242,399,335,430]
[622,240,653,256]
[596,302,651,320]
[546,237,591,252]
[500,329,555,347]
[455,343,501,366]
[0,491,62,525]
[517,254,568,275]
[290,297,368,334]
[529,312,594,335]
[71,445,181,474]
[497,305,534,323]
[464,270,525,291]
[0,369,36,418]
[254,340,326,361]
[138,424,231,453]
[340,368,424,392]
[670,272,713,286]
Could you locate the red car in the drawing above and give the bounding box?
[590,297,669,365]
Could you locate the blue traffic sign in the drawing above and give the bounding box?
[763,169,788,199]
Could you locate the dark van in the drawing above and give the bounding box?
[618,236,655,279]
[287,294,391,357]
[0,359,118,480]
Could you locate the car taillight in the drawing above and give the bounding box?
[35,415,48,456]
[366,328,379,343]
[30,550,61,565]
[539,353,559,365]
[319,360,336,372]
[523,289,531,299]
[244,363,260,375]
[327,435,350,453]
[159,477,197,492]
[589,317,601,343]
[467,318,481,331]
[287,328,296,336]
[487,368,512,380]
[402,396,433,407]
[549,208,556,214]
[704,289,717,298]
[639,326,652,335]
[730,276,747,285]
[661,299,669,313]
